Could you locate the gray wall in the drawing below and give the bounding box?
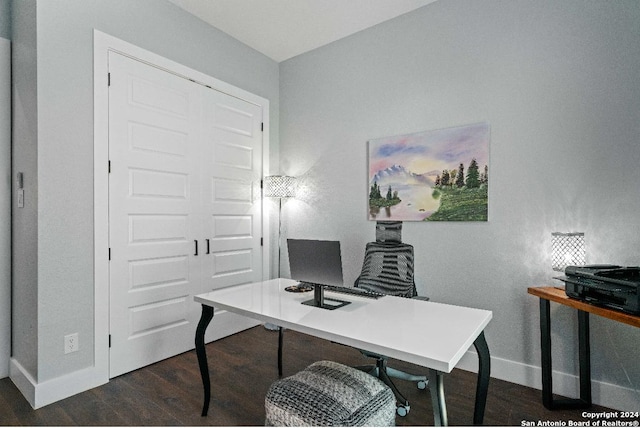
[280,0,640,408]
[0,0,11,381]
[12,0,279,383]
[1,36,11,378]
[11,0,38,379]
[0,0,10,39]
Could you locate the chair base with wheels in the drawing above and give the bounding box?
[356,351,428,416]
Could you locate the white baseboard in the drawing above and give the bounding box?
[9,359,36,406]
[10,358,108,409]
[9,312,258,409]
[456,350,640,412]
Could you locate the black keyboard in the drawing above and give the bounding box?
[323,285,383,299]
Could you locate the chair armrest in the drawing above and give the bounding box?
[412,295,430,301]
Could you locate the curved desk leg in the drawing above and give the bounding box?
[195,304,214,417]
[429,369,448,426]
[473,331,491,425]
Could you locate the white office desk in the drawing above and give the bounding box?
[194,278,492,426]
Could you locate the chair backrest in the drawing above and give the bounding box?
[354,222,416,298]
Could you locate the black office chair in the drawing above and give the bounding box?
[353,221,429,417]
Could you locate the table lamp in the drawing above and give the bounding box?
[551,232,585,272]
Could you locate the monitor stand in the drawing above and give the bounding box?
[301,284,350,310]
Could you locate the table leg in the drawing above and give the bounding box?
[540,298,554,408]
[429,369,448,426]
[539,298,591,410]
[473,331,490,425]
[278,326,283,377]
[195,304,214,416]
[577,310,592,405]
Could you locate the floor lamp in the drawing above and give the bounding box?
[264,175,296,332]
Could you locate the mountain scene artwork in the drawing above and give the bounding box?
[368,122,490,221]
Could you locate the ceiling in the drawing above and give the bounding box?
[168,0,436,62]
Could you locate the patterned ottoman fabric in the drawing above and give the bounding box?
[265,360,396,426]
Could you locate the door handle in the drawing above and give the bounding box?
[194,240,198,256]
[206,239,210,254]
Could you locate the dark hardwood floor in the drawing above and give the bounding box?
[0,326,616,426]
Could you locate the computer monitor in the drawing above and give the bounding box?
[287,239,350,310]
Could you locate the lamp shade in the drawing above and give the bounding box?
[264,175,296,198]
[551,232,585,271]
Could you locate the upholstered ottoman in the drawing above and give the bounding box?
[265,360,396,426]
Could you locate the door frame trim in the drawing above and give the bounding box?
[93,30,271,381]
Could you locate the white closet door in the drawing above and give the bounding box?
[108,51,264,378]
[202,89,264,291]
[108,52,204,378]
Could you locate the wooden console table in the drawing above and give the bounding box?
[527,286,640,410]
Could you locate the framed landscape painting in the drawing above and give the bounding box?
[368,122,489,221]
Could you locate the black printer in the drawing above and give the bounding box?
[555,265,640,315]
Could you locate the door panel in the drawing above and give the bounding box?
[108,52,202,378]
[203,91,263,290]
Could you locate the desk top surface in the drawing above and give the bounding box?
[528,286,640,328]
[195,278,492,373]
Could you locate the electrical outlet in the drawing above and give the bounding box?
[64,333,79,354]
